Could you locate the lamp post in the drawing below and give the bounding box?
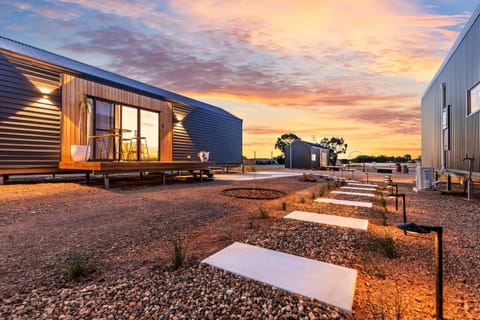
[397,223,443,320]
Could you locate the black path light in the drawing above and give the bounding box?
[397,223,443,320]
[386,186,407,231]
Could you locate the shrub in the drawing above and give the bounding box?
[169,234,189,270]
[300,197,305,204]
[259,207,269,219]
[281,200,287,210]
[318,186,326,196]
[375,231,397,258]
[311,191,316,200]
[65,252,90,280]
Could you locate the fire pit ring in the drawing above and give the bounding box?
[222,187,286,200]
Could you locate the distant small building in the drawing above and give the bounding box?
[285,140,329,169]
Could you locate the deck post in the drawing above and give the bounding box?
[0,175,6,185]
[200,170,203,182]
[86,172,90,184]
[104,174,110,189]
[162,172,166,185]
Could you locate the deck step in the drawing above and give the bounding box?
[202,242,357,313]
[315,198,373,208]
[285,211,368,231]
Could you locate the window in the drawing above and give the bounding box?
[467,82,480,116]
[88,98,160,161]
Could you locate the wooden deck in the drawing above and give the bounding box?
[59,160,216,188]
[59,160,215,173]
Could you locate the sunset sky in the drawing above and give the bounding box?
[1,1,478,158]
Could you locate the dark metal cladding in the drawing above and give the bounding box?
[285,140,328,169]
[173,104,242,164]
[422,5,480,174]
[0,52,61,169]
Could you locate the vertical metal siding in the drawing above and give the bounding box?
[285,141,319,169]
[0,52,61,170]
[422,13,480,173]
[172,104,242,164]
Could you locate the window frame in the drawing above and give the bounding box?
[466,80,480,117]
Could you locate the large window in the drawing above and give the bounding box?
[467,82,480,116]
[88,97,160,161]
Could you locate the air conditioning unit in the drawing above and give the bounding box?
[416,166,434,190]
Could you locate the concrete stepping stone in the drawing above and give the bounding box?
[331,191,375,198]
[347,183,378,188]
[202,242,357,313]
[340,186,377,192]
[315,198,373,208]
[285,210,368,231]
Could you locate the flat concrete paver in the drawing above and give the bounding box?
[202,242,357,313]
[315,198,373,208]
[285,210,368,231]
[330,191,375,197]
[340,186,377,192]
[347,183,378,188]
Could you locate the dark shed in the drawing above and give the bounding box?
[285,140,329,169]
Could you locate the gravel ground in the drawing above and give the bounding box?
[0,170,479,319]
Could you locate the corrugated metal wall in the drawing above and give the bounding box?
[172,104,242,164]
[422,14,480,173]
[0,52,62,171]
[285,141,315,169]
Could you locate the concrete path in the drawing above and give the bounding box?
[330,191,375,198]
[202,242,357,313]
[347,183,378,188]
[285,211,368,231]
[315,198,373,208]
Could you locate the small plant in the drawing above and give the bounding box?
[393,281,406,320]
[368,257,386,279]
[222,229,234,241]
[247,221,255,229]
[169,234,189,270]
[300,197,305,204]
[310,191,316,200]
[258,206,270,219]
[318,186,326,196]
[281,200,287,210]
[65,252,90,280]
[375,231,397,258]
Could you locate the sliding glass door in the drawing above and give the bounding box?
[140,109,159,160]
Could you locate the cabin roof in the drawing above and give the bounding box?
[0,36,240,120]
[289,140,329,150]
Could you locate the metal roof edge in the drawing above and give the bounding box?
[0,35,242,121]
[422,4,480,99]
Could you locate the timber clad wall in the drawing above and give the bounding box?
[422,10,480,173]
[61,75,173,162]
[0,51,62,171]
[172,104,242,164]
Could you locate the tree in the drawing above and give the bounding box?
[274,133,301,161]
[319,137,348,165]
